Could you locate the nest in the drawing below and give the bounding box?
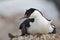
[10,34,60,40]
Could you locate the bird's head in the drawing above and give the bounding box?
[21,8,43,19]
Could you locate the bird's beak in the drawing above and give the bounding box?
[20,15,27,19]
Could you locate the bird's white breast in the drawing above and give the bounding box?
[27,14,53,34]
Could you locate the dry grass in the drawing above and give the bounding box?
[12,34,60,40]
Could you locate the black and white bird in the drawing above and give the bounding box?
[19,8,56,36]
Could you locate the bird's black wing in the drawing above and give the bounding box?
[20,24,28,36]
[19,19,31,36]
[20,19,30,29]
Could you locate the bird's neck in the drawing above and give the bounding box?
[35,13,44,20]
[34,13,48,23]
[33,10,44,20]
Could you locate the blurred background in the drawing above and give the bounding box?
[0,0,60,40]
